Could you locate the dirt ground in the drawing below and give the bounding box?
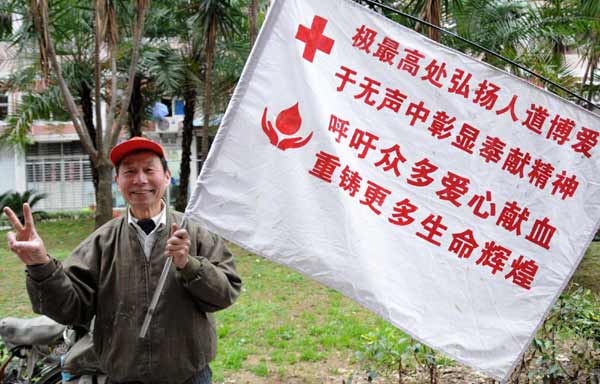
[220,355,495,384]
[220,350,600,384]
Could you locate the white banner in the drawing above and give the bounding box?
[186,0,600,381]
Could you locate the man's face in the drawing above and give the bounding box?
[115,151,171,213]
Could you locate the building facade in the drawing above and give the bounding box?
[0,118,201,212]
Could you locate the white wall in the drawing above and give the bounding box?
[28,181,95,212]
[0,147,17,193]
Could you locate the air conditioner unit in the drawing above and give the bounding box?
[156,116,182,134]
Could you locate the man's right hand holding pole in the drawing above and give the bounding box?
[4,203,49,266]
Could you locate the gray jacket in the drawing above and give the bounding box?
[26,210,242,383]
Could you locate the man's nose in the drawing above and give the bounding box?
[133,170,148,183]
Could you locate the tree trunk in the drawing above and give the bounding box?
[32,0,147,229]
[128,74,144,137]
[249,0,258,47]
[95,158,114,228]
[175,88,196,212]
[201,21,217,165]
[398,357,403,384]
[79,82,100,194]
[589,64,596,111]
[423,0,441,42]
[580,56,592,97]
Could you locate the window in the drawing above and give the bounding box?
[160,98,173,116]
[82,161,93,181]
[26,160,42,183]
[0,94,8,120]
[64,159,82,182]
[43,162,62,182]
[26,142,62,157]
[25,141,92,183]
[159,98,185,116]
[62,141,85,156]
[174,100,185,115]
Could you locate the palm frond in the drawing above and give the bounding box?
[28,192,48,207]
[0,190,48,222]
[0,86,65,152]
[139,46,187,96]
[195,0,244,43]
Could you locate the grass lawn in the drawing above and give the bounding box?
[0,218,390,383]
[1,217,599,383]
[571,239,600,293]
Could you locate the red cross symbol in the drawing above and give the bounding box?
[295,15,335,63]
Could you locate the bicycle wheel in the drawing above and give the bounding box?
[37,365,62,384]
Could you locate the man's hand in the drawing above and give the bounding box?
[4,203,49,266]
[165,223,190,269]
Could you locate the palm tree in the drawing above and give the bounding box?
[116,0,244,212]
[434,0,582,101]
[138,0,207,212]
[195,0,243,165]
[576,0,600,108]
[451,0,532,64]
[0,85,67,149]
[0,2,100,186]
[248,0,259,46]
[150,0,245,212]
[378,0,465,42]
[1,0,149,227]
[125,0,188,138]
[122,0,247,212]
[411,0,442,41]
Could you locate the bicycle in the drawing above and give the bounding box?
[0,316,70,384]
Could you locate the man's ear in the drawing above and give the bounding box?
[114,173,122,193]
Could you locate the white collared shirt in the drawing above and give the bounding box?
[128,202,167,260]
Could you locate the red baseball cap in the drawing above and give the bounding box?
[110,136,166,166]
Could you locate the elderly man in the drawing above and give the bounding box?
[4,136,242,384]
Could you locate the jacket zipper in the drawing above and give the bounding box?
[134,233,153,375]
[144,229,166,376]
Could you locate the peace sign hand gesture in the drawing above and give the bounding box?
[4,203,49,266]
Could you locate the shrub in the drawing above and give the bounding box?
[355,325,408,381]
[512,286,600,383]
[357,287,600,384]
[355,325,450,383]
[0,189,48,222]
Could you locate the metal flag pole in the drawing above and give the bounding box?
[139,215,187,339]
[358,0,600,111]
